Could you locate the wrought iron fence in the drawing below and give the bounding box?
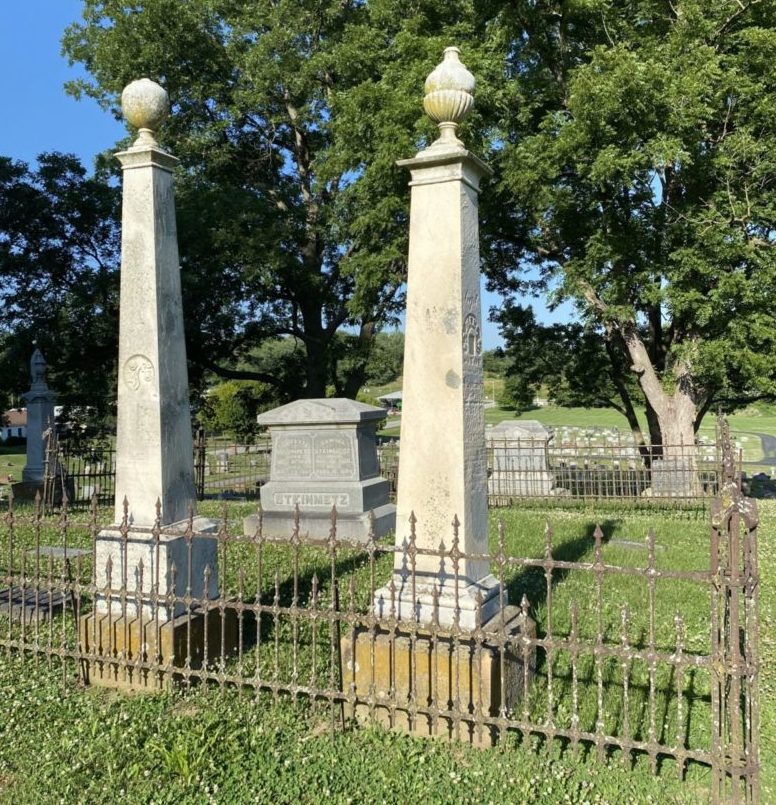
[377,431,740,506]
[0,455,759,802]
[41,426,739,508]
[193,430,271,501]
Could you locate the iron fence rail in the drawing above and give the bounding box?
[0,481,759,802]
[38,429,739,510]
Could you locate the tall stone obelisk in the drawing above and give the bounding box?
[83,80,222,689]
[347,51,534,738]
[374,47,500,629]
[113,78,196,527]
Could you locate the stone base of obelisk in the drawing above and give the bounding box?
[82,517,237,691]
[244,503,396,545]
[340,605,535,746]
[79,607,238,691]
[374,573,503,631]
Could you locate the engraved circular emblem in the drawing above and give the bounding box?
[123,354,155,391]
[463,313,481,359]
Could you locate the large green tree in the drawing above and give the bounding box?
[63,0,487,399]
[486,0,776,450]
[0,153,120,417]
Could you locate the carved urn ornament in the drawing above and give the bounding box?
[423,46,475,148]
[121,77,170,147]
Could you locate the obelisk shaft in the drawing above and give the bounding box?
[394,150,491,583]
[113,145,196,526]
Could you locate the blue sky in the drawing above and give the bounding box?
[0,2,575,350]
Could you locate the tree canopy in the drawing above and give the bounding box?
[3,0,775,448]
[61,0,488,399]
[0,153,120,417]
[487,0,776,448]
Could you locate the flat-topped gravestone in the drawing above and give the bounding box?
[487,420,554,497]
[243,399,396,543]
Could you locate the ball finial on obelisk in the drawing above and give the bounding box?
[423,46,475,149]
[121,78,170,147]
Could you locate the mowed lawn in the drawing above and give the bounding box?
[0,498,772,804]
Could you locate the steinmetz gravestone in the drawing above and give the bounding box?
[244,399,396,543]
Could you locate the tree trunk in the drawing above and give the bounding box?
[620,324,699,495]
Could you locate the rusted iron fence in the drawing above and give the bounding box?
[1,456,759,801]
[41,425,739,508]
[380,433,737,506]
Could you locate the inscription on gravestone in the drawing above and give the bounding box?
[273,433,313,479]
[315,434,355,478]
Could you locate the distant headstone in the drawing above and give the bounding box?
[243,399,396,543]
[22,347,57,483]
[650,457,695,497]
[486,420,554,497]
[215,451,231,473]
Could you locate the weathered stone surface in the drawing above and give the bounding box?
[375,49,502,629]
[340,605,535,745]
[243,398,395,543]
[80,607,238,691]
[113,121,195,528]
[93,520,219,619]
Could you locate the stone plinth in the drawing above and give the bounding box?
[93,520,219,619]
[243,399,396,543]
[487,420,554,498]
[80,607,238,691]
[340,605,535,745]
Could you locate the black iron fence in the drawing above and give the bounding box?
[40,424,740,509]
[1,439,759,802]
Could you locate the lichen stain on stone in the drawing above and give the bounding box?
[446,370,461,389]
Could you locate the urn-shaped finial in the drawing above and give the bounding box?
[423,47,475,148]
[30,347,48,388]
[121,78,170,147]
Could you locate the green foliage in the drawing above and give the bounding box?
[488,0,776,439]
[198,380,276,441]
[62,0,486,399]
[0,154,120,416]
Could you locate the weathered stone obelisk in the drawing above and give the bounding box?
[345,49,534,741]
[82,79,224,689]
[374,47,499,629]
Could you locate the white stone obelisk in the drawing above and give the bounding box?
[92,79,216,620]
[374,48,501,630]
[113,78,196,528]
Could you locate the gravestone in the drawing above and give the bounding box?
[650,457,696,497]
[80,79,231,689]
[243,398,396,543]
[487,420,554,497]
[348,48,534,744]
[11,347,61,500]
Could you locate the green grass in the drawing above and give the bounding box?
[0,498,771,802]
[0,445,25,485]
